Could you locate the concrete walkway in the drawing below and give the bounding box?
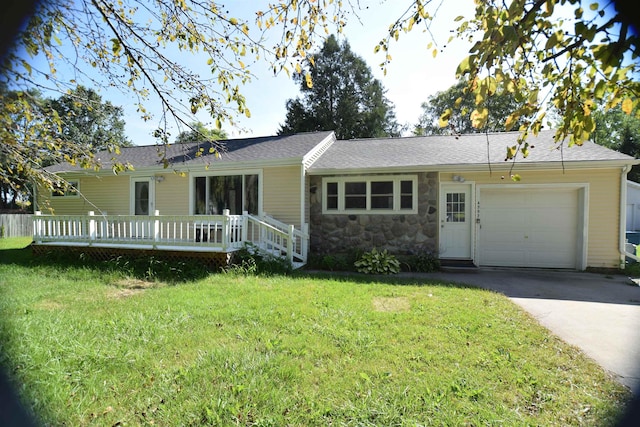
[406,268,640,392]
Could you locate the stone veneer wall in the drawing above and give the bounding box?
[309,172,439,255]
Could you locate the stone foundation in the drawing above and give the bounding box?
[309,172,438,256]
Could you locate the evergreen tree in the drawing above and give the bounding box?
[279,35,399,140]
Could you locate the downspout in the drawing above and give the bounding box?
[620,165,632,269]
[300,165,306,229]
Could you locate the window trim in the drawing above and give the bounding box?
[51,180,80,198]
[322,175,418,214]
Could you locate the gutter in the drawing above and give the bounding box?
[307,160,639,176]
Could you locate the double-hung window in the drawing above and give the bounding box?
[322,176,417,214]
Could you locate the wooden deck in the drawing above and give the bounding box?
[32,211,308,268]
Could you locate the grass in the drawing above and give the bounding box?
[0,237,633,426]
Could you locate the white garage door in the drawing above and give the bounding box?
[479,188,579,268]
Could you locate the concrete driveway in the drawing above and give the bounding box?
[410,268,640,392]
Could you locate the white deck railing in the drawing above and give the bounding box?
[246,214,309,264]
[33,210,308,264]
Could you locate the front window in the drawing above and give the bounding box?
[345,182,366,209]
[322,176,417,214]
[326,182,338,210]
[194,174,259,215]
[371,181,394,210]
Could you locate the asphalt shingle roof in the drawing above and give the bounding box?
[46,131,335,173]
[47,129,636,174]
[308,129,636,172]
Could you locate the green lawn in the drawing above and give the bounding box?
[0,238,632,426]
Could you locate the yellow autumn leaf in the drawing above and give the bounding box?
[305,73,313,88]
[622,98,633,114]
[504,114,516,131]
[439,109,451,128]
[407,17,415,31]
[470,108,488,128]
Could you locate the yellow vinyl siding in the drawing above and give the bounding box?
[155,173,189,215]
[37,175,130,215]
[587,169,621,268]
[442,168,622,268]
[263,165,303,227]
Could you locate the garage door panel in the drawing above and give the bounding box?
[479,188,579,269]
[482,249,527,266]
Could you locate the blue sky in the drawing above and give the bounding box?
[18,1,477,144]
[214,1,476,140]
[128,1,477,144]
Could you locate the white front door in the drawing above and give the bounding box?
[132,178,154,215]
[440,184,472,259]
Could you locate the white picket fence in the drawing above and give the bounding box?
[32,210,308,264]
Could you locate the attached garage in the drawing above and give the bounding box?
[478,186,587,269]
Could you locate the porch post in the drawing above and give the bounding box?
[153,210,160,247]
[242,211,248,243]
[302,223,309,262]
[222,209,230,250]
[34,211,42,243]
[287,224,294,264]
[88,211,96,243]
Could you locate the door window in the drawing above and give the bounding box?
[446,192,465,222]
[134,181,150,215]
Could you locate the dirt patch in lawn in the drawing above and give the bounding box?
[372,297,411,312]
[109,279,157,298]
[116,278,156,289]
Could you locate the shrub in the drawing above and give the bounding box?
[408,250,440,273]
[354,248,400,275]
[320,254,350,271]
[307,249,363,272]
[226,242,292,276]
